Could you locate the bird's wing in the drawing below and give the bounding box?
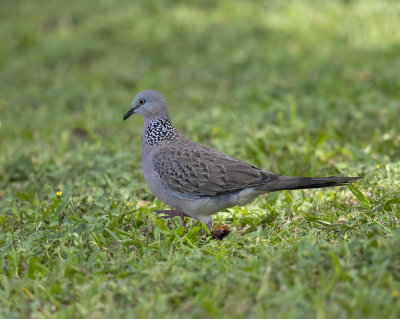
[152,139,278,200]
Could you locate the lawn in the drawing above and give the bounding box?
[1,0,400,318]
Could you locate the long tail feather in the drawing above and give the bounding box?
[257,176,362,192]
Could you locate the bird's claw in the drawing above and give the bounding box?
[153,210,191,226]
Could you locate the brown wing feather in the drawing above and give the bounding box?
[152,138,278,199]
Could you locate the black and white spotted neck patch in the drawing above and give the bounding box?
[145,118,178,146]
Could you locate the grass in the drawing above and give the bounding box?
[1,0,400,318]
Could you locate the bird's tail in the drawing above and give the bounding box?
[256,176,362,192]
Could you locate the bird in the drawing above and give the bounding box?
[123,90,361,231]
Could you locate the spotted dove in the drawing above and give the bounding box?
[123,90,361,230]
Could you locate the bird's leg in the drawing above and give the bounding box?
[153,210,192,225]
[153,211,214,232]
[196,215,213,231]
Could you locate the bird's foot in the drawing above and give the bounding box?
[153,210,192,226]
[153,211,215,234]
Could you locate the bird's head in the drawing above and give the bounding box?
[123,90,169,121]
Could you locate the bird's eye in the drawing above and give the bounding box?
[139,99,145,105]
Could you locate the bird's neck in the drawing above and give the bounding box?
[143,117,178,147]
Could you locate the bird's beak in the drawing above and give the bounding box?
[123,106,138,121]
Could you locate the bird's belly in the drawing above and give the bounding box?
[142,158,189,210]
[183,188,260,217]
